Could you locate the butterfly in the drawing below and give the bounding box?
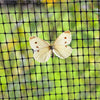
[29,31,72,63]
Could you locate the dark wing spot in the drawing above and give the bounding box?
[37,50,39,52]
[64,37,67,39]
[65,41,67,44]
[35,42,37,44]
[36,46,39,48]
[65,45,67,47]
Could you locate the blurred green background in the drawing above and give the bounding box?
[0,0,100,100]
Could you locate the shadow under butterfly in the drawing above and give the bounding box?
[29,31,72,63]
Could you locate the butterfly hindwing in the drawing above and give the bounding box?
[34,47,52,63]
[53,46,72,59]
[54,31,71,46]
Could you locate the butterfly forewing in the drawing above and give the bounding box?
[53,46,72,59]
[29,36,50,50]
[54,31,71,46]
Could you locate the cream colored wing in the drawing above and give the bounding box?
[34,47,52,62]
[53,46,72,59]
[54,31,71,46]
[29,36,51,62]
[29,36,50,50]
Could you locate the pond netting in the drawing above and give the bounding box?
[0,0,100,100]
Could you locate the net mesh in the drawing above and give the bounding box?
[0,0,100,100]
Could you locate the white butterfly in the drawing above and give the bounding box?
[29,31,72,63]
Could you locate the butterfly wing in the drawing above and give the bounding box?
[29,36,51,62]
[54,31,71,45]
[53,46,72,59]
[53,31,72,59]
[29,36,50,50]
[34,48,52,62]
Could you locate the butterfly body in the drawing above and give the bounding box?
[49,45,54,50]
[29,31,72,63]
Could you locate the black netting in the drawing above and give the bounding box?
[0,0,100,100]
